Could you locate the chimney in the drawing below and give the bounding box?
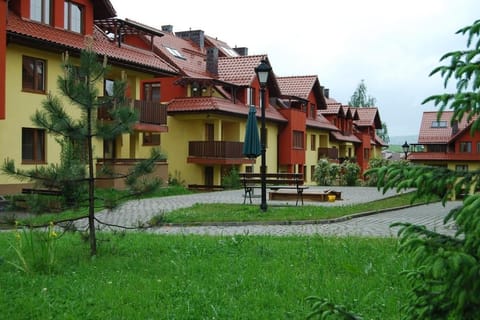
[323,88,330,99]
[206,47,219,76]
[233,47,248,56]
[175,30,205,51]
[161,25,173,33]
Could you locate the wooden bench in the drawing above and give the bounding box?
[21,188,63,196]
[188,184,225,192]
[240,173,308,206]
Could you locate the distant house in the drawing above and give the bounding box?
[321,99,360,163]
[354,107,388,173]
[409,111,480,171]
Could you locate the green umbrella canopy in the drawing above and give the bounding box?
[242,105,261,158]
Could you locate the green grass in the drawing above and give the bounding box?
[0,232,409,319]
[154,192,435,225]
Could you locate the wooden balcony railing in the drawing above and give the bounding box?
[188,141,245,159]
[318,147,339,160]
[97,99,167,126]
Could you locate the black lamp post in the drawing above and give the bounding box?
[255,60,271,212]
[402,141,410,159]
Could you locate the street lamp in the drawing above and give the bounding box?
[255,59,271,212]
[402,141,410,159]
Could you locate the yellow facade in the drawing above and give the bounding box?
[0,44,164,193]
[305,129,331,185]
[163,113,279,186]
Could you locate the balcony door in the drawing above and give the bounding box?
[205,123,214,141]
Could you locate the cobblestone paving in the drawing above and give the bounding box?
[74,187,459,237]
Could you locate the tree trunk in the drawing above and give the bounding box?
[87,104,97,256]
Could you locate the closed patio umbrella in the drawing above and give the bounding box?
[242,105,261,158]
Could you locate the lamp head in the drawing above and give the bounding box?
[255,59,272,87]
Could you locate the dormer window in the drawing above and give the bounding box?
[30,0,52,25]
[64,1,84,33]
[165,47,185,59]
[431,120,447,128]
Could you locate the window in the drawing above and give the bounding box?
[460,141,472,153]
[30,0,51,24]
[293,131,304,149]
[22,128,45,163]
[64,1,83,33]
[310,134,316,151]
[143,82,161,102]
[477,142,480,153]
[104,79,114,96]
[310,165,316,182]
[143,132,160,146]
[165,46,185,59]
[456,165,468,172]
[431,120,448,128]
[309,104,316,118]
[22,56,46,93]
[247,87,256,106]
[222,47,239,57]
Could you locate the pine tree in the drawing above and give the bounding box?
[366,19,480,319]
[3,47,162,255]
[348,79,376,107]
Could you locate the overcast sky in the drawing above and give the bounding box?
[111,0,478,138]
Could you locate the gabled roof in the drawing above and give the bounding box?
[322,102,345,117]
[307,113,339,131]
[167,97,287,123]
[218,55,281,96]
[418,111,472,144]
[354,107,382,128]
[276,75,327,110]
[6,12,177,74]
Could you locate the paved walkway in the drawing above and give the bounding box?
[74,187,460,237]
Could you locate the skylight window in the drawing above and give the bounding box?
[222,47,239,57]
[165,46,185,59]
[431,120,447,128]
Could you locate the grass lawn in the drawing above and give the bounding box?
[153,191,434,225]
[0,232,409,319]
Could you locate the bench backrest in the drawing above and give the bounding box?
[240,173,304,186]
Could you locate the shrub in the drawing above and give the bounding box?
[222,166,241,189]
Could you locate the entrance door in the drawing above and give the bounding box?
[205,166,214,186]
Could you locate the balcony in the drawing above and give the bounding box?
[188,141,255,165]
[98,99,167,129]
[318,147,339,161]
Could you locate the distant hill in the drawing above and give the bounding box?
[389,135,418,145]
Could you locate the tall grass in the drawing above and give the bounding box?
[0,232,408,319]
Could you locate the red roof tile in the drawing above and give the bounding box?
[277,75,317,100]
[322,103,344,116]
[217,54,267,86]
[330,131,361,143]
[167,97,287,123]
[7,13,177,74]
[152,32,211,79]
[307,113,338,131]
